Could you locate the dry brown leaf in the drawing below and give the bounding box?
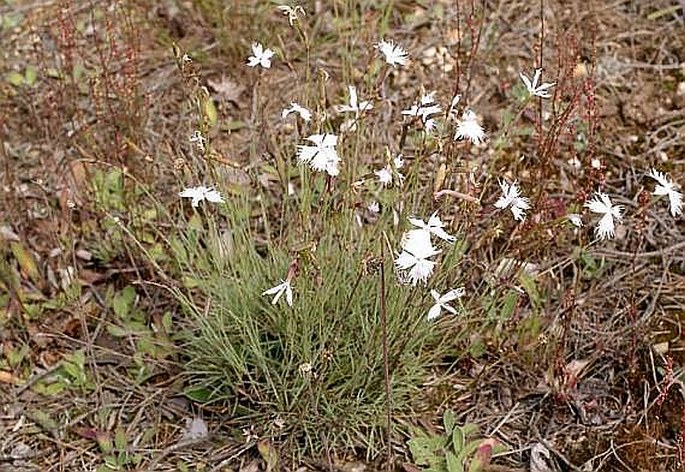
[653,341,669,355]
[530,443,556,472]
[565,359,591,381]
[0,370,21,384]
[10,242,41,284]
[208,76,246,107]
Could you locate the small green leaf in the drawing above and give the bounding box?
[177,461,189,472]
[184,387,213,403]
[7,71,24,86]
[461,423,479,438]
[647,5,680,20]
[112,286,136,318]
[114,427,127,450]
[30,410,59,432]
[36,380,66,396]
[452,427,465,454]
[103,455,118,468]
[61,360,82,381]
[97,430,113,453]
[203,97,218,127]
[24,65,37,86]
[257,440,279,472]
[226,120,248,131]
[106,325,128,338]
[456,439,482,465]
[443,410,456,434]
[2,13,23,30]
[408,433,445,467]
[446,451,463,472]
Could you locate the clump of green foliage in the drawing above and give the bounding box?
[171,193,465,455]
[408,410,506,472]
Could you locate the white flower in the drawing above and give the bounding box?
[189,130,207,152]
[282,102,312,121]
[448,94,461,116]
[453,110,486,145]
[277,5,305,25]
[567,213,584,227]
[262,279,293,306]
[395,230,440,286]
[427,288,465,321]
[393,154,404,169]
[584,192,623,240]
[367,201,380,213]
[247,42,274,69]
[519,68,555,99]
[179,186,224,207]
[424,118,438,133]
[296,134,340,176]
[407,212,456,243]
[402,92,442,133]
[375,166,393,186]
[494,179,530,221]
[336,85,373,115]
[374,39,409,67]
[647,168,683,217]
[298,362,313,376]
[591,158,601,169]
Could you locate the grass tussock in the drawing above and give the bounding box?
[171,188,466,454]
